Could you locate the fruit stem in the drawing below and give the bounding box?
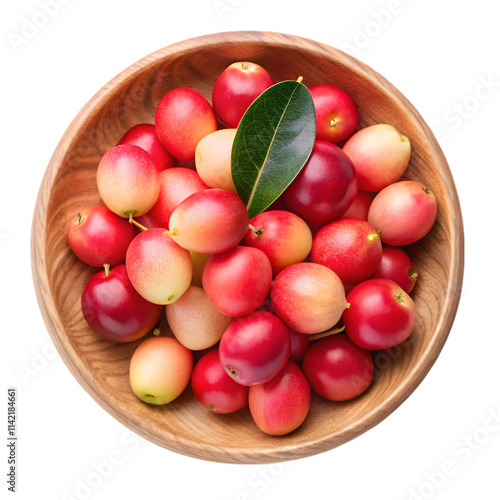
[103,263,110,277]
[164,229,178,237]
[308,324,346,341]
[248,224,264,236]
[401,135,409,142]
[395,292,405,304]
[368,233,380,241]
[128,214,149,232]
[153,328,161,336]
[422,186,431,194]
[297,76,304,83]
[77,212,83,225]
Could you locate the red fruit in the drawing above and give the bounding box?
[135,167,208,229]
[168,188,250,254]
[218,310,291,386]
[339,190,375,221]
[288,328,311,362]
[81,264,162,343]
[343,278,416,350]
[155,88,217,161]
[311,218,382,286]
[271,262,348,335]
[244,210,312,276]
[212,61,274,128]
[370,245,418,294]
[367,180,438,246]
[302,333,374,401]
[67,205,134,267]
[309,84,358,143]
[283,141,358,225]
[202,245,272,317]
[96,144,160,217]
[249,361,311,436]
[117,123,175,173]
[191,348,249,414]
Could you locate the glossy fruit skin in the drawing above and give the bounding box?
[311,218,383,286]
[244,210,313,276]
[81,264,162,343]
[342,123,412,192]
[202,245,272,317]
[168,188,250,254]
[370,245,418,294]
[309,84,358,143]
[129,336,193,405]
[195,128,237,193]
[191,348,249,414]
[339,190,375,221]
[249,361,311,436]
[97,144,160,217]
[302,333,374,401]
[218,310,291,386]
[271,262,348,335]
[288,328,311,362]
[135,167,208,229]
[155,87,218,161]
[165,284,233,351]
[125,228,192,305]
[343,278,416,350]
[212,61,275,128]
[283,141,358,225]
[367,180,438,246]
[117,123,175,173]
[67,205,134,267]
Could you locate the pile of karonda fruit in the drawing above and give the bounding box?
[68,61,437,436]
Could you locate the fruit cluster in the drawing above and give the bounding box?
[68,61,437,436]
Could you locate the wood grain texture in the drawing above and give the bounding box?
[31,31,464,464]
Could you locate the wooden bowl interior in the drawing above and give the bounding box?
[31,32,463,463]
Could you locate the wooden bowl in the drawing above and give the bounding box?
[31,31,464,463]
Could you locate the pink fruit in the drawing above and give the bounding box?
[81,264,162,343]
[249,361,311,436]
[191,348,249,414]
[309,83,358,143]
[302,334,374,401]
[125,228,192,305]
[212,61,274,128]
[155,87,217,161]
[288,328,311,362]
[168,188,249,254]
[311,218,382,286]
[367,180,438,246]
[283,141,357,225]
[135,167,208,229]
[218,310,291,386]
[67,205,134,267]
[244,210,312,276]
[342,123,411,192]
[96,144,160,217]
[202,245,272,317]
[117,123,175,173]
[271,262,348,334]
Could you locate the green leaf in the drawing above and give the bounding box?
[231,80,316,219]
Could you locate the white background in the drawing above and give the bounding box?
[2,1,499,499]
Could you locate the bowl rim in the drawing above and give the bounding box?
[31,30,465,463]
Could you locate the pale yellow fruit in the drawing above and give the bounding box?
[195,128,237,193]
[165,285,233,350]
